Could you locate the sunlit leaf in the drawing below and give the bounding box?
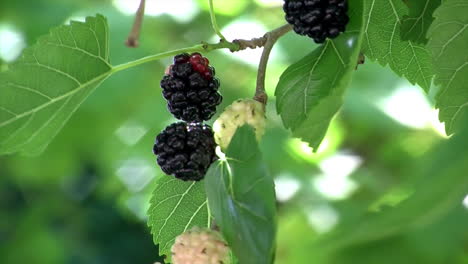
[0,14,112,155]
[148,175,210,261]
[275,0,364,150]
[427,0,468,134]
[205,125,276,264]
[362,0,434,91]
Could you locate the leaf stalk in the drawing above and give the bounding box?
[208,0,227,42]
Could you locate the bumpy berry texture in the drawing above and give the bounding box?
[153,122,217,181]
[171,227,230,264]
[213,99,266,150]
[283,0,349,43]
[161,53,222,122]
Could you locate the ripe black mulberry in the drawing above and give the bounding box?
[153,122,217,181]
[283,0,349,43]
[161,53,222,122]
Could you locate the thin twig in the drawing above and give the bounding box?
[208,0,227,41]
[113,25,292,73]
[254,24,292,105]
[125,0,146,48]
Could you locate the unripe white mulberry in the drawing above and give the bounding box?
[213,99,266,150]
[171,227,230,264]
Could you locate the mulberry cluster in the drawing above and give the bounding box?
[153,122,217,181]
[283,0,349,43]
[171,227,230,264]
[161,53,222,122]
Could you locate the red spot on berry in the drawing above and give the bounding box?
[187,53,214,79]
[190,53,202,63]
[195,64,207,73]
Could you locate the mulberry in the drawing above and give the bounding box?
[283,0,349,43]
[213,99,266,150]
[161,53,222,122]
[171,227,230,264]
[153,122,217,181]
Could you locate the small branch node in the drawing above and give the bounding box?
[233,37,268,51]
[254,93,268,105]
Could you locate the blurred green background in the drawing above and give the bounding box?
[0,0,467,263]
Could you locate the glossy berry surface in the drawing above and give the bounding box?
[153,122,217,181]
[283,0,349,43]
[160,53,222,122]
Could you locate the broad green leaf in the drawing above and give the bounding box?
[363,0,434,91]
[275,0,364,150]
[148,175,210,261]
[205,125,276,264]
[401,0,442,43]
[316,113,468,253]
[0,15,112,155]
[427,0,468,134]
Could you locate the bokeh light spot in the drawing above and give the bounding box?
[378,83,447,137]
[113,0,199,23]
[115,121,148,146]
[0,24,26,62]
[313,152,362,200]
[116,158,156,192]
[217,19,285,66]
[275,175,300,202]
[254,0,284,7]
[197,0,249,16]
[306,204,339,233]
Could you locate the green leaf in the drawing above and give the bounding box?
[275,0,364,150]
[205,125,276,264]
[0,14,112,155]
[362,0,434,91]
[148,175,210,261]
[316,113,468,253]
[401,0,442,43]
[427,0,468,134]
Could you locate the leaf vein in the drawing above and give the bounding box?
[44,42,110,66]
[0,107,18,117]
[1,113,35,145]
[154,181,197,242]
[13,96,72,150]
[6,82,53,100]
[23,62,82,86]
[0,71,111,128]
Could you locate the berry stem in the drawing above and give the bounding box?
[125,0,146,48]
[208,0,227,42]
[112,41,238,73]
[113,25,292,74]
[254,24,292,105]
